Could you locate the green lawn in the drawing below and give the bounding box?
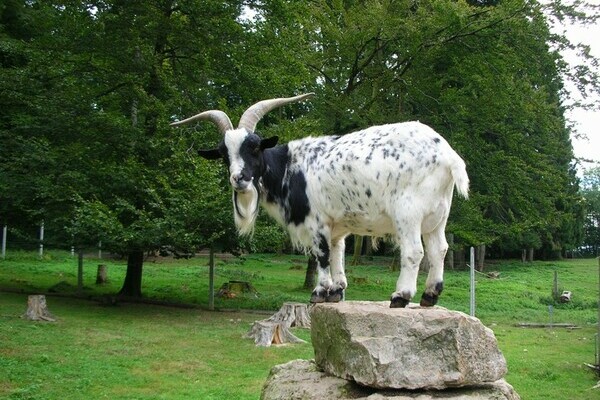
[0,292,312,399]
[1,251,598,399]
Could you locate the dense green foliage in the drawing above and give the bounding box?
[0,252,599,399]
[580,167,600,256]
[1,1,599,295]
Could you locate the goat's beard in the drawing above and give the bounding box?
[232,184,259,236]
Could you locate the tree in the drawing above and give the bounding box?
[65,0,252,297]
[1,1,249,296]
[580,167,600,256]
[1,0,320,297]
[2,0,599,305]
[252,0,598,259]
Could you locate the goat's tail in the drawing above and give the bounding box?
[451,154,469,199]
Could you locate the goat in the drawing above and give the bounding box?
[171,94,469,307]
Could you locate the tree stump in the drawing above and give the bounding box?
[266,302,311,328]
[96,264,108,285]
[217,280,257,298]
[245,320,306,347]
[23,295,56,322]
[560,291,572,303]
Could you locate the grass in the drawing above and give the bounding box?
[0,293,312,399]
[0,251,599,399]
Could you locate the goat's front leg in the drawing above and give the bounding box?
[310,233,332,303]
[327,236,347,302]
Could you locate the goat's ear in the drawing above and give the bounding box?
[197,149,222,160]
[260,136,279,150]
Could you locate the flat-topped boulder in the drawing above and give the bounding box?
[260,359,520,400]
[310,302,507,390]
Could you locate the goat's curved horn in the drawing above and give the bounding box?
[170,110,233,134]
[238,93,315,132]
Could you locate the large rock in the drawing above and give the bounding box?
[310,302,507,390]
[260,359,520,400]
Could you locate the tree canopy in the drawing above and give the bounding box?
[1,0,599,296]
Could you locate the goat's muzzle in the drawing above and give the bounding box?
[230,174,253,193]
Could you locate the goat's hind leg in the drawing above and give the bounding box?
[420,227,448,307]
[390,231,424,308]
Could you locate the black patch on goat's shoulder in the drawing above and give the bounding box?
[261,145,311,225]
[433,137,441,144]
[262,145,290,204]
[286,170,310,225]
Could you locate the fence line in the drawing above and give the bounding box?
[0,224,103,259]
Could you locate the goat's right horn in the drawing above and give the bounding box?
[170,110,233,134]
[238,93,315,133]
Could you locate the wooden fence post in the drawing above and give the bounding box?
[38,222,44,259]
[77,251,84,294]
[1,225,6,259]
[470,247,475,317]
[208,246,215,311]
[597,257,599,366]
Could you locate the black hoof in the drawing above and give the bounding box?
[419,292,438,307]
[390,295,410,308]
[326,288,344,303]
[420,282,443,307]
[310,289,327,303]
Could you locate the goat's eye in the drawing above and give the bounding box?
[253,146,260,155]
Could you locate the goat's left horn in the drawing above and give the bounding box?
[237,93,315,133]
[170,110,233,134]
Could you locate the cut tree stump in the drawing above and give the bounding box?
[245,320,306,347]
[266,302,311,328]
[23,295,56,322]
[217,280,257,299]
[245,303,311,347]
[96,264,108,285]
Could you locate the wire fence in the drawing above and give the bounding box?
[0,223,104,260]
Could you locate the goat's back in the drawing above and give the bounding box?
[286,121,468,235]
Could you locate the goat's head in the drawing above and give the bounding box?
[171,93,314,234]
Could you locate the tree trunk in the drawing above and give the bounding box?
[476,244,486,272]
[352,235,363,265]
[118,250,144,297]
[456,246,465,270]
[445,233,454,270]
[390,250,401,271]
[527,247,534,262]
[303,255,317,289]
[364,236,373,261]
